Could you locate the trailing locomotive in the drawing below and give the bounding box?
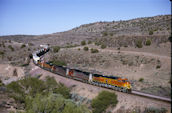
[32,45,132,93]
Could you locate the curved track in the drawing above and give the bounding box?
[33,45,171,103]
[131,90,171,102]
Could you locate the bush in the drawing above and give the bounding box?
[53,46,60,53]
[0,51,4,55]
[28,43,34,46]
[53,83,70,99]
[136,40,143,48]
[91,91,118,113]
[149,30,154,35]
[8,45,14,51]
[81,40,86,45]
[139,78,144,82]
[156,65,161,69]
[91,48,99,53]
[88,40,92,44]
[83,46,89,51]
[144,107,167,113]
[25,93,90,113]
[95,41,101,46]
[102,32,108,36]
[101,44,106,49]
[78,48,80,51]
[50,60,67,66]
[21,44,26,48]
[110,33,113,36]
[0,79,4,86]
[145,39,151,46]
[7,77,71,102]
[6,77,90,113]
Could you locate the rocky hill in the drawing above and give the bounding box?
[0,15,171,47]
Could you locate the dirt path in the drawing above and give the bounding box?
[72,46,170,60]
[29,61,171,112]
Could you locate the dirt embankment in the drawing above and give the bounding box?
[0,64,25,84]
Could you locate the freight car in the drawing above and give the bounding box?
[32,45,132,93]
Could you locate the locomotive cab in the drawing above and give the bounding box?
[121,78,131,92]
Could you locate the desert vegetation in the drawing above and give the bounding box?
[90,48,99,53]
[91,91,118,113]
[53,46,60,53]
[5,76,90,113]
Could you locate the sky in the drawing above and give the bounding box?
[0,0,171,36]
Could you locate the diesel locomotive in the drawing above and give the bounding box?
[32,45,132,93]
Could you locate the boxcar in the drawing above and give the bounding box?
[68,69,89,81]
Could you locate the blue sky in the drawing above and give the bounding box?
[0,0,171,36]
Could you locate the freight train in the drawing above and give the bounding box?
[32,45,132,93]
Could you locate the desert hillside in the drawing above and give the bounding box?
[0,14,171,96]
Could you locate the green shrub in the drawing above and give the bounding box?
[91,91,118,113]
[25,93,90,113]
[6,76,86,113]
[83,46,89,51]
[102,32,108,36]
[8,45,14,51]
[50,60,67,66]
[21,44,26,48]
[53,46,60,53]
[101,44,106,49]
[149,30,153,35]
[144,107,167,113]
[81,40,86,45]
[0,51,4,55]
[110,33,113,36]
[88,40,92,44]
[28,43,34,46]
[156,65,161,69]
[53,83,70,99]
[45,76,58,89]
[78,48,80,51]
[145,39,151,46]
[136,40,143,48]
[0,79,3,86]
[91,48,99,53]
[63,44,79,48]
[95,41,101,46]
[139,78,144,82]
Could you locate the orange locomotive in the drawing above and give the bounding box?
[92,74,131,92]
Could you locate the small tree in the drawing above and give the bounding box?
[145,39,151,46]
[136,40,143,48]
[53,46,60,53]
[102,32,108,36]
[88,40,92,44]
[83,46,89,51]
[101,44,106,49]
[21,44,26,48]
[139,78,144,82]
[110,33,113,36]
[91,48,99,53]
[81,40,86,45]
[8,45,14,51]
[0,51,4,56]
[149,30,153,35]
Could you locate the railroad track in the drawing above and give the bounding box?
[34,62,171,103]
[33,45,171,103]
[131,90,171,102]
